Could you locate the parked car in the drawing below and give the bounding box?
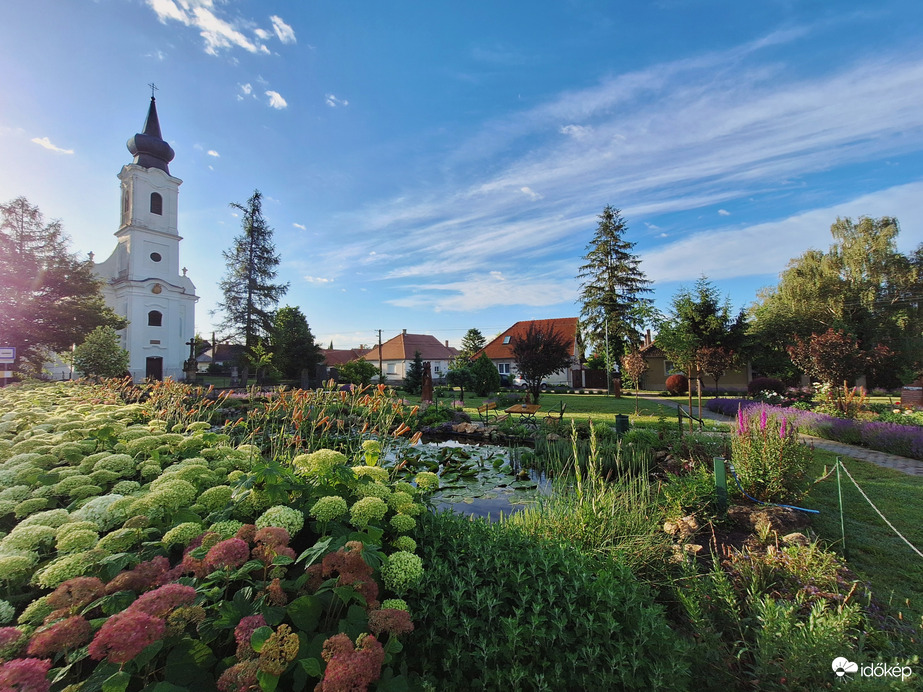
[512,374,548,390]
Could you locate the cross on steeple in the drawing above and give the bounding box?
[148,82,159,98]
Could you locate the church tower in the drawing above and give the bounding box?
[95,95,198,381]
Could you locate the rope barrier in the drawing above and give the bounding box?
[836,458,923,560]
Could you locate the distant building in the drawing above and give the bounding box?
[477,318,582,387]
[363,330,458,385]
[638,331,753,393]
[93,96,198,381]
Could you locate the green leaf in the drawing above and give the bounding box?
[262,605,286,626]
[286,595,322,633]
[140,683,189,692]
[163,638,215,688]
[295,536,332,567]
[251,625,274,653]
[299,657,323,677]
[131,639,163,669]
[102,671,131,692]
[257,670,280,692]
[272,554,295,566]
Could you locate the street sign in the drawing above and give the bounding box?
[0,347,14,364]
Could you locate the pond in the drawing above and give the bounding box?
[388,439,553,520]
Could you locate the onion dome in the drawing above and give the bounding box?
[126,97,175,174]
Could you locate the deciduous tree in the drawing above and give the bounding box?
[72,326,129,378]
[620,349,649,413]
[749,216,922,385]
[338,358,380,387]
[269,306,322,381]
[0,197,125,373]
[578,206,653,365]
[511,323,573,404]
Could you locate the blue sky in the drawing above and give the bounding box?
[2,1,923,350]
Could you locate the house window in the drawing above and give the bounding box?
[150,252,162,262]
[497,363,511,375]
[502,336,511,345]
[386,363,397,374]
[148,310,163,327]
[664,360,684,376]
[150,193,163,215]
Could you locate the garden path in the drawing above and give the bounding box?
[637,394,923,478]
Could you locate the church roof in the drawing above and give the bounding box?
[126,97,175,174]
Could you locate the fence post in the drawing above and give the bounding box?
[836,458,848,560]
[713,457,728,513]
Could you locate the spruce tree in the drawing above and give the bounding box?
[577,206,652,364]
[216,190,289,383]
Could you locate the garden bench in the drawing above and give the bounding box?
[477,402,508,423]
[544,401,566,422]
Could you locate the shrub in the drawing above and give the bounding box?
[665,374,688,395]
[747,377,786,398]
[405,512,688,690]
[730,408,812,503]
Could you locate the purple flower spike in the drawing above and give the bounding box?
[759,409,768,432]
[780,417,788,438]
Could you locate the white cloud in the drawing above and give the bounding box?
[207,150,220,157]
[560,124,591,138]
[146,1,294,56]
[640,180,923,283]
[266,91,288,109]
[304,276,333,284]
[388,271,577,312]
[718,209,731,216]
[270,15,296,44]
[325,94,349,108]
[293,223,306,230]
[30,137,73,154]
[520,186,543,201]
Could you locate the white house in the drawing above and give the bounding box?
[362,331,458,385]
[93,96,198,381]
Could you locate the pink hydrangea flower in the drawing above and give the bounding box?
[88,610,166,664]
[367,608,414,638]
[204,538,251,574]
[45,577,105,613]
[253,527,290,547]
[105,556,170,594]
[0,627,25,659]
[319,634,384,692]
[128,583,197,619]
[234,614,266,646]
[216,659,259,692]
[0,657,52,692]
[26,616,92,658]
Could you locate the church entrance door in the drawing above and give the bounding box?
[145,357,163,381]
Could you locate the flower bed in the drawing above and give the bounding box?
[707,398,923,460]
[0,381,430,690]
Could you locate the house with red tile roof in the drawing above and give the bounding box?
[363,330,459,385]
[321,348,371,367]
[476,318,583,387]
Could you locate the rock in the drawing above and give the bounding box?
[684,543,704,555]
[781,532,810,547]
[678,515,699,536]
[727,505,810,533]
[663,521,678,535]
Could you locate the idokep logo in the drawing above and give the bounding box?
[832,657,858,677]
[832,657,914,682]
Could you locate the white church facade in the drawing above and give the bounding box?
[93,96,198,381]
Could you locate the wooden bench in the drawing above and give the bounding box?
[544,401,566,422]
[477,402,508,423]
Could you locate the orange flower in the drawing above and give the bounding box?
[393,423,410,437]
[409,431,423,446]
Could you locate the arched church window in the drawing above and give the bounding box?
[150,193,163,215]
[148,310,163,327]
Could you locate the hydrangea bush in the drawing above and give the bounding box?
[0,381,436,690]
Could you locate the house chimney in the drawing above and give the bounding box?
[445,340,449,347]
[645,329,652,347]
[402,329,407,335]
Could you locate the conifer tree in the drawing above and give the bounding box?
[577,206,652,366]
[217,190,289,382]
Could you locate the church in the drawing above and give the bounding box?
[93,95,198,381]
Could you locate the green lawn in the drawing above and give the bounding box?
[806,448,923,627]
[400,389,726,429]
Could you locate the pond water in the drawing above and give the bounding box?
[389,439,553,520]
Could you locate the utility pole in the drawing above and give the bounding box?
[377,329,383,384]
